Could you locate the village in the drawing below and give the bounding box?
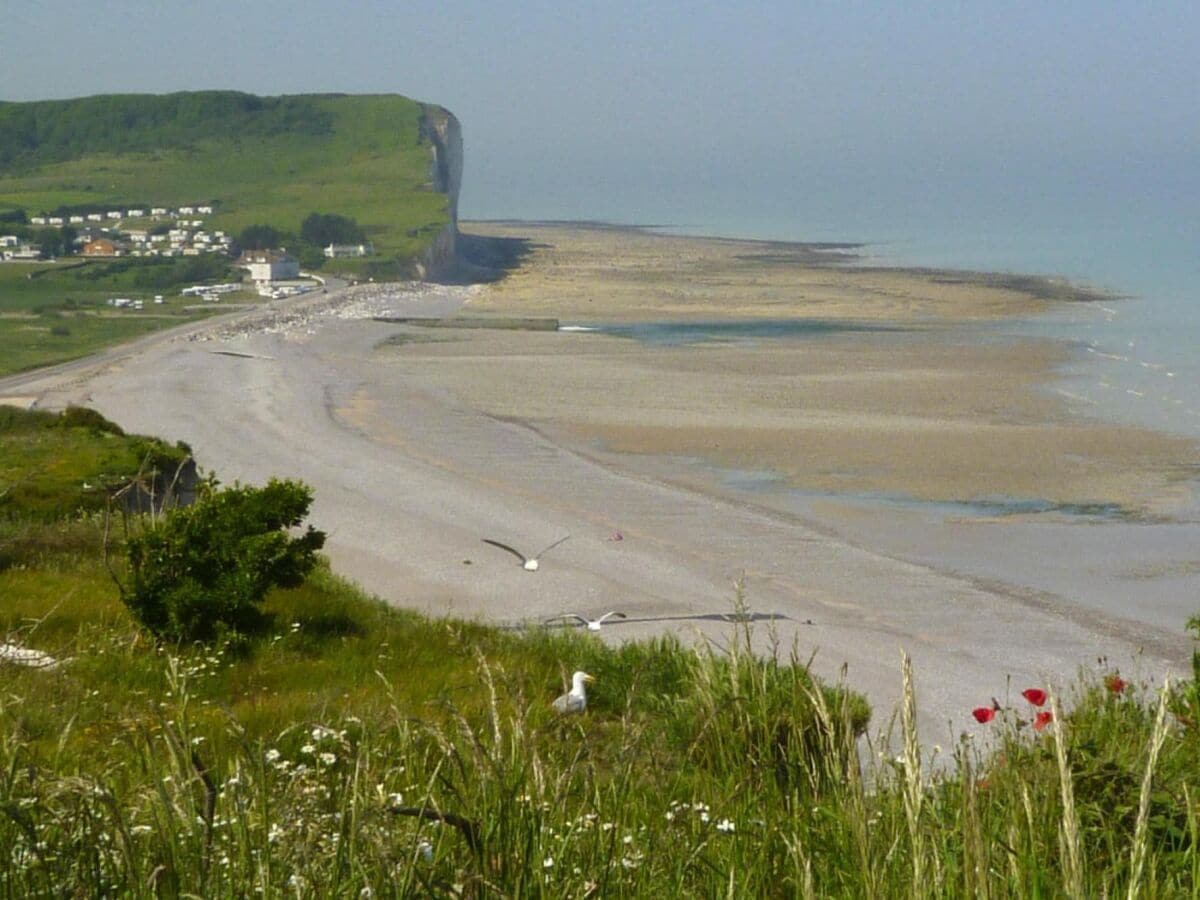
[2,204,372,267]
[0,204,367,308]
[1,203,229,262]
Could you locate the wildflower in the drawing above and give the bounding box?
[300,744,315,755]
[543,857,554,869]
[1033,710,1053,732]
[1021,688,1047,707]
[319,752,336,766]
[388,792,404,806]
[265,749,281,763]
[1104,673,1128,695]
[716,818,736,833]
[971,707,995,724]
[268,823,284,844]
[417,840,433,863]
[700,811,710,824]
[665,810,675,822]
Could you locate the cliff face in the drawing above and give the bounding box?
[418,107,463,279]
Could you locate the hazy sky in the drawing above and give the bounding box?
[3,1,1198,239]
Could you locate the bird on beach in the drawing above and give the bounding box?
[482,535,570,571]
[543,611,627,632]
[552,671,596,714]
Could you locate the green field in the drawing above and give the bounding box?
[0,92,453,269]
[0,261,236,376]
[0,92,455,374]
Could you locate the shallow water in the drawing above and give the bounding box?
[584,318,906,346]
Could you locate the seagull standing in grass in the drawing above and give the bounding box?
[543,612,627,632]
[552,671,595,714]
[482,535,570,571]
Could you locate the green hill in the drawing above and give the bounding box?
[0,91,460,277]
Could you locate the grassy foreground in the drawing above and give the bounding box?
[3,409,1200,897]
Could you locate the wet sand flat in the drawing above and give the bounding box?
[448,222,1197,516]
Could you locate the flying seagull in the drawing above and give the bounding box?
[543,612,627,632]
[552,671,595,714]
[482,535,570,571]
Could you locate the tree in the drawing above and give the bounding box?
[237,223,284,250]
[121,479,326,643]
[300,212,365,247]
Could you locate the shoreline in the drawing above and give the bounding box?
[2,225,1197,743]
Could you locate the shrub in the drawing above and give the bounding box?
[122,478,326,642]
[59,405,124,435]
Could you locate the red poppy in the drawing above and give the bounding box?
[972,707,996,724]
[1033,711,1053,732]
[1104,673,1127,695]
[1021,688,1047,707]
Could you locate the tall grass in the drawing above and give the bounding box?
[3,590,1199,896]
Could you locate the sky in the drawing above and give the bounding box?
[3,1,1199,241]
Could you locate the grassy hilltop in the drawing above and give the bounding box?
[0,92,457,375]
[0,91,455,272]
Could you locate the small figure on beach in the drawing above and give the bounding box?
[543,611,627,632]
[482,535,570,572]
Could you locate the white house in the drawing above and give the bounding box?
[127,209,145,218]
[150,207,167,216]
[30,216,46,225]
[87,213,103,222]
[106,211,122,220]
[237,249,300,282]
[69,215,84,224]
[197,205,213,214]
[48,217,64,226]
[0,235,19,247]
[178,206,195,215]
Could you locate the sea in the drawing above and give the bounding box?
[468,165,1200,439]
[656,211,1200,442]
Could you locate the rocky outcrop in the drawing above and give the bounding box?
[418,106,463,280]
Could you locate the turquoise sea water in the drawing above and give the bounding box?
[650,210,1200,440]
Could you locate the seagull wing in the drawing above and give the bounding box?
[543,614,588,627]
[597,612,627,624]
[534,534,571,560]
[482,539,528,564]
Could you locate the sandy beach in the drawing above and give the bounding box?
[4,222,1198,744]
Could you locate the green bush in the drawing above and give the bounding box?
[123,478,325,642]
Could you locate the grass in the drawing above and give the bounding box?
[4,409,1200,896]
[0,93,452,268]
[0,92,453,374]
[0,260,244,376]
